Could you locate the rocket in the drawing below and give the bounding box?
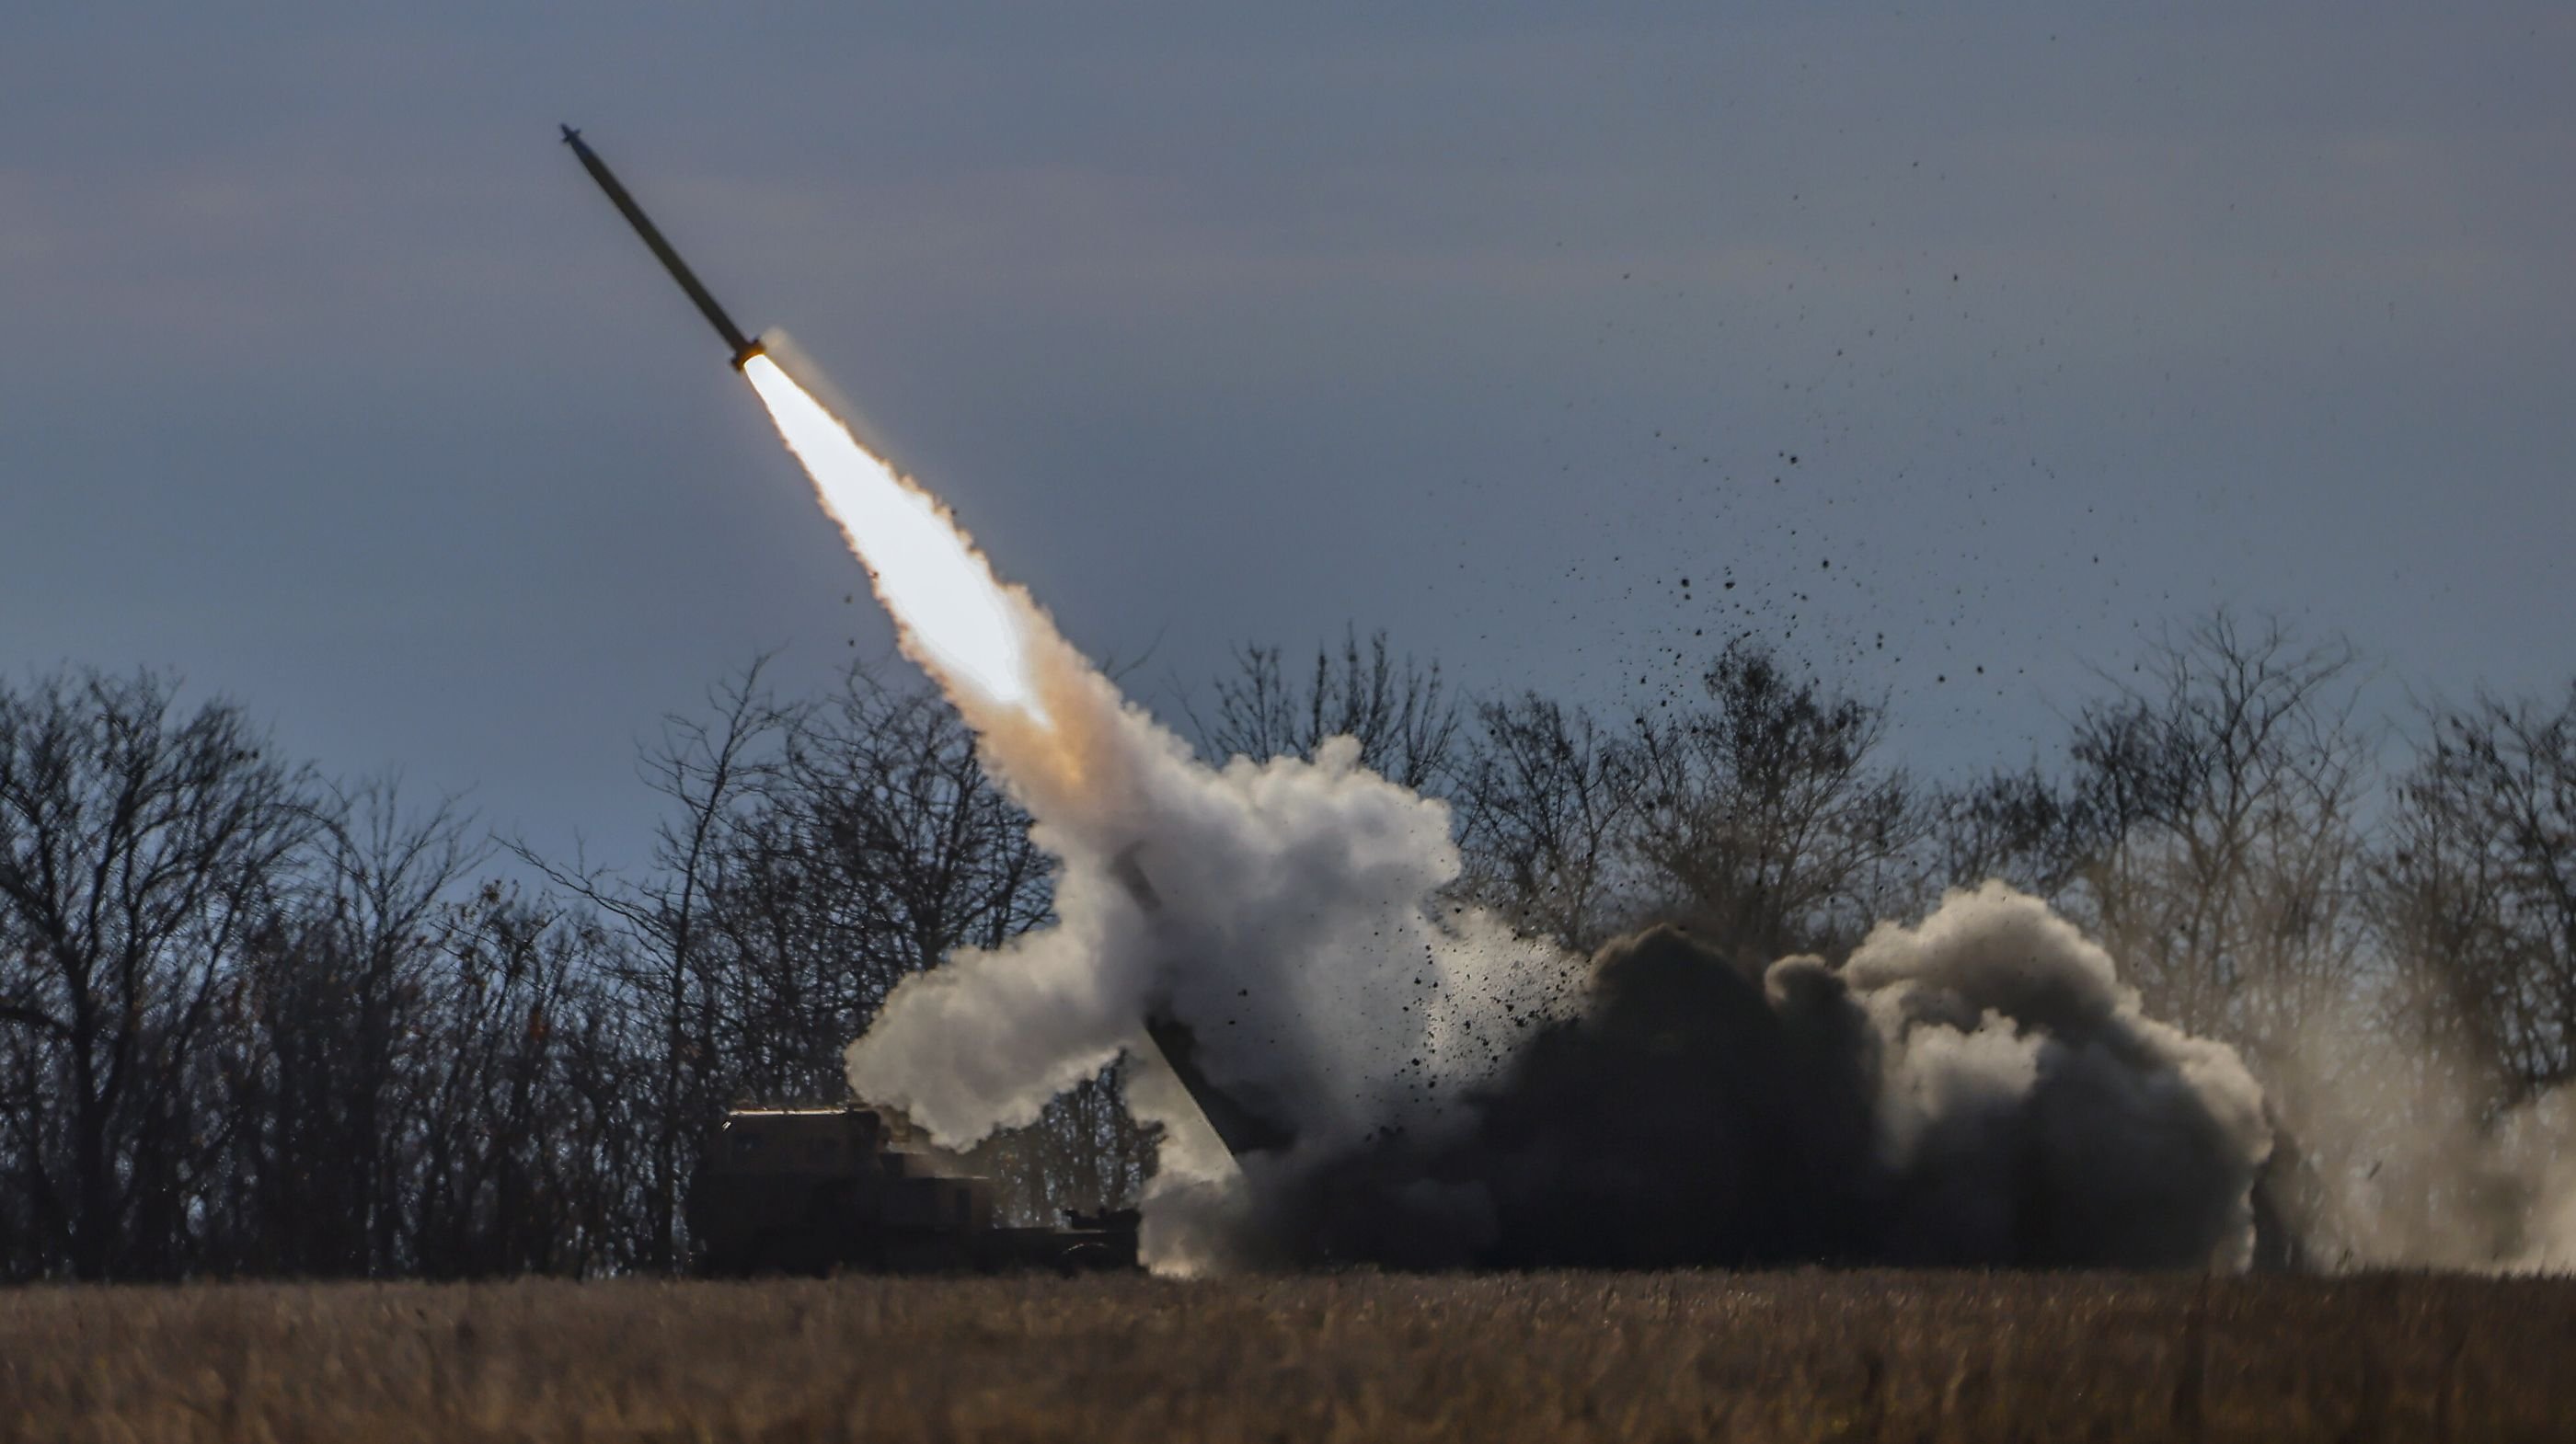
[560,125,765,370]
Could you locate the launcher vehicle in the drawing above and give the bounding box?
[686,1105,1139,1276]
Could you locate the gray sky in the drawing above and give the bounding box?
[6,5,2570,865]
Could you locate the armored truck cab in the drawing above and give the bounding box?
[686,1106,1138,1275]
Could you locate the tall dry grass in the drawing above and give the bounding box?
[1,1270,2567,1442]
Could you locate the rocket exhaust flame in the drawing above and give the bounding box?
[741,353,1047,724]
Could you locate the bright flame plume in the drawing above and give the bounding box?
[742,351,1046,722]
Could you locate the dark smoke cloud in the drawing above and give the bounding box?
[1246,885,2271,1270]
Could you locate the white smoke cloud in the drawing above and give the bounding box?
[838,608,1575,1271]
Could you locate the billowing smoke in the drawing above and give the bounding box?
[830,632,2274,1272]
[742,339,2271,1273]
[838,701,1583,1257]
[1245,886,2271,1270]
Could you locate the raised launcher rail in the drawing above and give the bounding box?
[1114,842,1304,1165]
[686,1105,1139,1276]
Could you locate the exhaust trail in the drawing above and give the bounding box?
[741,354,1045,724]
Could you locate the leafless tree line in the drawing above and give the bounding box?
[0,663,1141,1280]
[1422,615,2573,1264]
[5,613,2570,1278]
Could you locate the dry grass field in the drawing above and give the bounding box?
[2,1270,2570,1442]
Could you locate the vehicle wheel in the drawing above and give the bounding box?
[1055,1243,1117,1277]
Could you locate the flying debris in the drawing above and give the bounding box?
[559,125,764,369]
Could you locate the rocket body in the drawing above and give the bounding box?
[560,125,764,369]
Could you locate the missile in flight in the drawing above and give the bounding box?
[559,125,764,369]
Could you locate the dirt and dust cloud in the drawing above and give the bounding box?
[1237,885,2271,1271]
[2260,1010,2576,1274]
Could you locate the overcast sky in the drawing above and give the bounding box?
[6,5,2570,865]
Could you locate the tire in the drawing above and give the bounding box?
[1055,1243,1117,1277]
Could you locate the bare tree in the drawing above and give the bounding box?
[1453,693,1645,951]
[408,884,637,1277]
[0,670,321,1278]
[1930,764,2115,903]
[2375,686,2576,1101]
[706,666,1052,1100]
[1197,628,1461,791]
[0,654,1132,1276]
[506,659,790,1269]
[1627,641,1922,967]
[209,779,486,1276]
[2060,614,2373,1060]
